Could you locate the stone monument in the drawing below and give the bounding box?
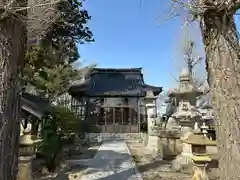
[169,68,203,171]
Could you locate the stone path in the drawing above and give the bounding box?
[79,138,142,180]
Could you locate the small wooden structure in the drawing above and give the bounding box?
[20,92,52,135]
[68,68,162,133]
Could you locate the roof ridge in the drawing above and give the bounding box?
[91,67,142,74]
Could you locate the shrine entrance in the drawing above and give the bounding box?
[97,106,140,133]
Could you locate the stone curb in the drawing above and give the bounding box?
[125,141,143,180]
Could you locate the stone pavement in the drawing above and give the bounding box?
[79,138,142,180]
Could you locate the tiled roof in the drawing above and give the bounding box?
[69,68,162,97]
[21,92,52,118]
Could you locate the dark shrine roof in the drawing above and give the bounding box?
[21,92,52,118]
[69,68,163,97]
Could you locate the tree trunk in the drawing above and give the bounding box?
[0,18,26,180]
[200,10,240,179]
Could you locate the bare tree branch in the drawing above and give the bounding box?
[169,72,179,82]
[0,0,61,45]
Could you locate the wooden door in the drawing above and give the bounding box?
[114,108,122,133]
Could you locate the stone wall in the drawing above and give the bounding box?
[160,136,181,158]
[88,133,141,143]
[151,130,181,159]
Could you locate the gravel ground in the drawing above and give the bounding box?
[126,140,219,180]
[32,142,100,180]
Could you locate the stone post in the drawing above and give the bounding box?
[146,103,156,134]
[145,91,162,159]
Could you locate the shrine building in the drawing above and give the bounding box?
[68,68,162,133]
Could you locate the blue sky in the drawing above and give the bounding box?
[77,0,207,91]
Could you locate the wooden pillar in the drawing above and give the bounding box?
[129,107,131,132]
[81,98,86,120]
[70,95,73,111]
[113,107,115,133]
[31,116,38,135]
[104,108,107,133]
[137,98,141,134]
[121,107,124,133]
[84,97,89,131]
[97,107,100,126]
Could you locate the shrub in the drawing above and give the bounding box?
[40,106,82,172]
[40,115,63,172]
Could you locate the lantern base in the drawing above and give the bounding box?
[17,157,33,180]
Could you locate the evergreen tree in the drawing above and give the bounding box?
[23,0,94,99]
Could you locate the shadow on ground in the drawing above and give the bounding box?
[72,147,172,180]
[33,139,219,180]
[36,149,170,179]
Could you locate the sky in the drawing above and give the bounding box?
[77,0,208,91]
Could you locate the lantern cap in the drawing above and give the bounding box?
[182,134,216,146]
[179,68,190,82]
[19,130,42,146]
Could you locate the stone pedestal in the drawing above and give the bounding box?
[144,91,162,159]
[146,103,155,134]
[17,156,34,180]
[190,157,211,180]
[172,135,194,172]
[180,126,194,138]
[140,132,148,146]
[180,125,194,157]
[165,117,179,130]
[147,134,163,159]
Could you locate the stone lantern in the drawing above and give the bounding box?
[169,68,203,139]
[182,134,216,180]
[200,104,215,140]
[170,68,204,171]
[17,130,42,180]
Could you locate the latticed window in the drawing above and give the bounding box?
[70,97,85,120]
